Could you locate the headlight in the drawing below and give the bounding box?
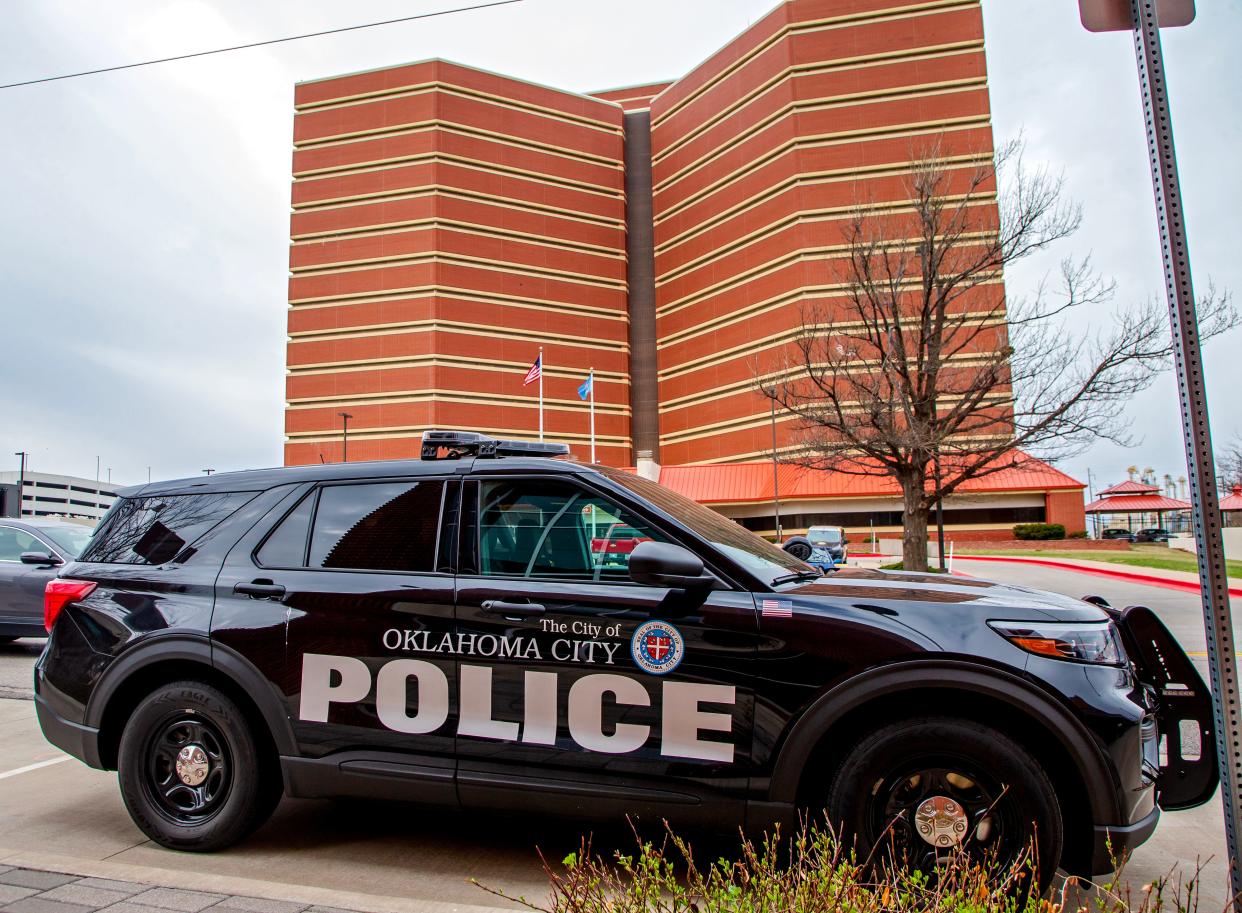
[988,620,1125,665]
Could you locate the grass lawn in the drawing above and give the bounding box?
[960,544,1242,580]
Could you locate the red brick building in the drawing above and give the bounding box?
[284,0,1087,538]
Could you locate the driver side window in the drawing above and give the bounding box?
[0,527,44,562]
[477,479,666,581]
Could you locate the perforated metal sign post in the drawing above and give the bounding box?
[1080,0,1241,904]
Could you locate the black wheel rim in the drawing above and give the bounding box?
[786,542,811,560]
[865,757,1024,874]
[142,711,232,825]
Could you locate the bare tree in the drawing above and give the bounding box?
[1220,434,1242,491]
[761,141,1236,571]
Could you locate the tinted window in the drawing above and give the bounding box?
[597,466,811,584]
[308,481,444,573]
[80,493,255,565]
[255,493,315,568]
[478,479,666,581]
[37,525,94,558]
[0,527,46,562]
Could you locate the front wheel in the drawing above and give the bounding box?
[118,681,280,851]
[827,717,1062,892]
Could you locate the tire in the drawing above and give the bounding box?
[118,680,280,851]
[826,717,1062,892]
[782,536,812,561]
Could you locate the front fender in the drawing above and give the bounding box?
[767,659,1123,830]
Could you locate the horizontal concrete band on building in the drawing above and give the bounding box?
[284,0,1087,538]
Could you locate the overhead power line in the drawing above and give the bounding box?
[0,0,524,90]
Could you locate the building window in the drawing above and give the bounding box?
[736,505,1047,532]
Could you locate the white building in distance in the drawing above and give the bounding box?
[0,471,120,523]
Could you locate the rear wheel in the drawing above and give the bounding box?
[118,681,280,851]
[826,717,1062,892]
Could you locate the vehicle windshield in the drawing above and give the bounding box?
[37,524,95,558]
[596,466,815,585]
[809,527,842,543]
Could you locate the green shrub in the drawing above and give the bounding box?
[1068,530,1089,539]
[1013,523,1066,540]
[475,821,1196,913]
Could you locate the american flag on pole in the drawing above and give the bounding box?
[760,598,793,618]
[523,355,542,386]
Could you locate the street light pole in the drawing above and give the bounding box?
[339,412,353,463]
[769,395,782,542]
[933,450,947,571]
[14,452,27,518]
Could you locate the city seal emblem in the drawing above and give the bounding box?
[631,620,685,676]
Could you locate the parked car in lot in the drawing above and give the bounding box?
[1101,527,1136,542]
[35,431,1216,890]
[0,518,93,640]
[782,526,847,571]
[1134,528,1172,543]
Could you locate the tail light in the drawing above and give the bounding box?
[44,579,97,632]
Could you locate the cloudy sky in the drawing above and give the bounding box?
[1,0,1238,491]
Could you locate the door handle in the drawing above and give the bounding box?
[480,599,545,617]
[234,581,287,599]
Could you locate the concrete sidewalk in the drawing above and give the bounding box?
[0,866,361,913]
[0,864,510,913]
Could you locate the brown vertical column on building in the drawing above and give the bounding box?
[623,110,660,462]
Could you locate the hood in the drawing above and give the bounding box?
[783,567,1109,623]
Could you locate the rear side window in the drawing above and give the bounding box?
[80,492,255,565]
[306,480,444,573]
[255,492,315,568]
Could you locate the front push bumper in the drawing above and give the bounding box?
[1090,807,1160,875]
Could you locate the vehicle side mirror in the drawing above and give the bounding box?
[842,538,850,545]
[20,551,61,567]
[629,541,713,590]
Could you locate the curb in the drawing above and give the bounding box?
[953,554,1242,598]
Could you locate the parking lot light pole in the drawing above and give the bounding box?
[339,412,353,463]
[1080,1,1241,902]
[14,452,27,518]
[769,395,782,542]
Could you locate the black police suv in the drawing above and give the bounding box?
[35,431,1216,884]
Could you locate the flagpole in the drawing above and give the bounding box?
[538,346,544,441]
[589,367,596,464]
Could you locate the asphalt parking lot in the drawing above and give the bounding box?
[0,562,1237,912]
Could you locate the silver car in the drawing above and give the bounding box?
[0,519,94,640]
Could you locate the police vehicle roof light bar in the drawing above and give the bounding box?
[420,430,570,461]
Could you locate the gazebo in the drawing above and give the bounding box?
[1084,480,1192,535]
[1222,484,1242,528]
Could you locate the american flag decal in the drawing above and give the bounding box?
[760,598,793,618]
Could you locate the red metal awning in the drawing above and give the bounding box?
[643,451,1083,506]
[1097,479,1161,496]
[1083,495,1191,513]
[1221,485,1242,512]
